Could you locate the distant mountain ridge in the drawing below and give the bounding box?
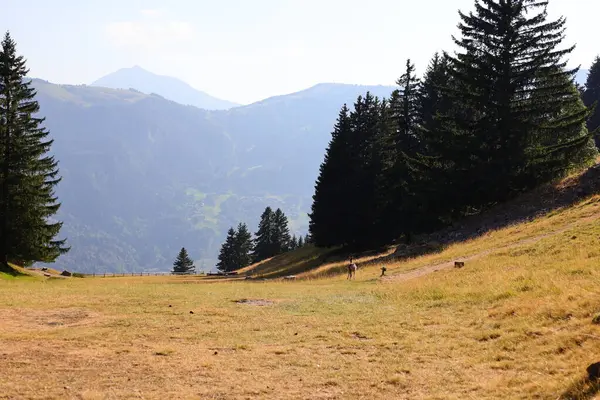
[91,66,240,110]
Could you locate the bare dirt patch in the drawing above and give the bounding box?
[0,307,101,333]
[350,332,370,340]
[233,299,274,306]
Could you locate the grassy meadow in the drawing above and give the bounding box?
[1,195,600,399]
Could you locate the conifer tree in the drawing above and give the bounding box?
[172,247,195,274]
[418,53,452,143]
[310,93,388,249]
[297,235,304,248]
[290,235,298,251]
[527,66,598,175]
[342,93,384,249]
[0,31,69,266]
[393,59,421,150]
[413,52,457,226]
[252,207,274,262]
[272,208,291,254]
[233,222,253,269]
[441,0,596,214]
[216,228,236,272]
[583,56,600,147]
[309,105,353,247]
[378,59,425,243]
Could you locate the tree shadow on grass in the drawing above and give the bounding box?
[359,163,600,271]
[244,247,344,279]
[559,377,600,400]
[0,262,27,277]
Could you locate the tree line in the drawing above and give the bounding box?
[216,206,310,273]
[582,56,600,146]
[309,0,599,251]
[0,32,69,269]
[172,206,311,275]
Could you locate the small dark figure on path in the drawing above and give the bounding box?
[380,266,387,277]
[347,257,358,280]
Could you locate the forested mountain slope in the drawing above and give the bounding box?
[32,79,395,272]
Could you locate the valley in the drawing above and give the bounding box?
[1,1,600,398]
[32,77,395,273]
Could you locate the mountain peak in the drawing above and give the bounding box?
[91,67,239,110]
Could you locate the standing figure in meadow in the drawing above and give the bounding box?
[347,257,358,280]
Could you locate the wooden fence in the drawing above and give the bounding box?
[80,272,207,278]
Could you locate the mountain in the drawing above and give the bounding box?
[576,68,589,86]
[32,79,396,273]
[91,66,240,110]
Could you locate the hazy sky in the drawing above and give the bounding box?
[1,0,597,104]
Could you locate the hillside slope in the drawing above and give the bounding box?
[0,263,42,280]
[241,162,600,280]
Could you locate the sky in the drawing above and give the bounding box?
[1,0,597,105]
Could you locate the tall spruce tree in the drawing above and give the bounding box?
[413,52,457,226]
[309,105,353,248]
[289,235,298,251]
[297,235,304,248]
[393,59,421,149]
[303,233,311,245]
[583,56,600,147]
[272,208,291,254]
[527,66,598,175]
[346,92,387,249]
[310,94,388,249]
[233,222,253,269]
[0,32,68,266]
[372,98,397,244]
[378,59,425,243]
[441,0,596,214]
[418,53,452,144]
[172,247,195,274]
[216,227,236,272]
[252,207,274,262]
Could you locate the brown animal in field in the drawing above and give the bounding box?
[347,257,358,280]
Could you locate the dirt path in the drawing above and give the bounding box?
[24,268,68,279]
[381,211,600,284]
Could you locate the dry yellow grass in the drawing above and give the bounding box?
[0,263,43,281]
[1,196,599,399]
[295,194,600,283]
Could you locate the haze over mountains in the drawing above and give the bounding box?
[91,66,240,110]
[576,69,589,86]
[34,67,396,273]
